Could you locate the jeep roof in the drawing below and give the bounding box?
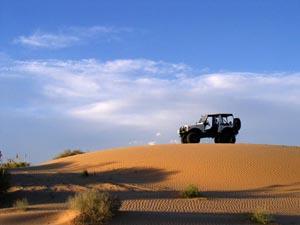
[205,113,233,117]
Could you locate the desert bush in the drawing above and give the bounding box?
[68,189,121,225]
[2,160,30,169]
[81,170,89,177]
[250,210,272,224]
[54,149,85,159]
[13,198,29,211]
[182,184,201,198]
[0,167,10,194]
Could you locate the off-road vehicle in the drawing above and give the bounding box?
[178,113,241,144]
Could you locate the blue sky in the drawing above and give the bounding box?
[0,0,300,163]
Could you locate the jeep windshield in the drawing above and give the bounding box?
[199,115,207,123]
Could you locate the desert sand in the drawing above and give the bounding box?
[0,144,299,225]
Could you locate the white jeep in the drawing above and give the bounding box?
[178,113,241,144]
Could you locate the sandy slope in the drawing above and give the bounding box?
[1,144,299,225]
[41,144,300,191]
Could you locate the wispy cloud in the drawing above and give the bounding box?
[15,32,79,49]
[1,58,300,146]
[13,26,131,49]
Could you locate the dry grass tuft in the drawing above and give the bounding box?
[54,149,85,159]
[2,160,30,169]
[68,189,121,225]
[13,198,29,211]
[250,209,273,224]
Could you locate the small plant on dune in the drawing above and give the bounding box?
[250,209,273,224]
[182,184,201,198]
[1,152,30,169]
[81,170,89,177]
[54,149,85,159]
[68,189,121,225]
[13,198,29,211]
[2,159,30,169]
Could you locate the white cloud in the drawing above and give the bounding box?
[14,26,130,49]
[148,141,156,145]
[15,32,79,49]
[1,58,300,146]
[129,140,141,145]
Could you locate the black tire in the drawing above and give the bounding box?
[214,136,221,143]
[228,135,236,144]
[220,135,228,143]
[181,135,188,144]
[219,134,236,144]
[233,118,241,131]
[186,131,201,143]
[219,127,235,143]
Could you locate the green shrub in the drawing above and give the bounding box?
[54,149,85,159]
[13,198,29,211]
[250,210,272,224]
[81,170,89,177]
[2,160,30,169]
[182,184,201,198]
[0,168,10,194]
[68,189,121,225]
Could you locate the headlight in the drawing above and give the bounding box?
[179,125,188,132]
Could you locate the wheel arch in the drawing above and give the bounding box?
[221,127,234,135]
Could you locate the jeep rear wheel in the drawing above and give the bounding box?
[219,134,236,143]
[186,132,201,143]
[214,136,221,143]
[228,135,236,143]
[220,127,235,143]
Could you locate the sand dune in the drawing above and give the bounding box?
[41,144,300,191]
[1,144,299,225]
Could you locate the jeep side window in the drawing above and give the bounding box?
[222,116,228,125]
[204,116,213,130]
[226,116,234,126]
[214,117,219,125]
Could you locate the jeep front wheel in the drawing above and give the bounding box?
[181,135,188,144]
[186,131,201,143]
